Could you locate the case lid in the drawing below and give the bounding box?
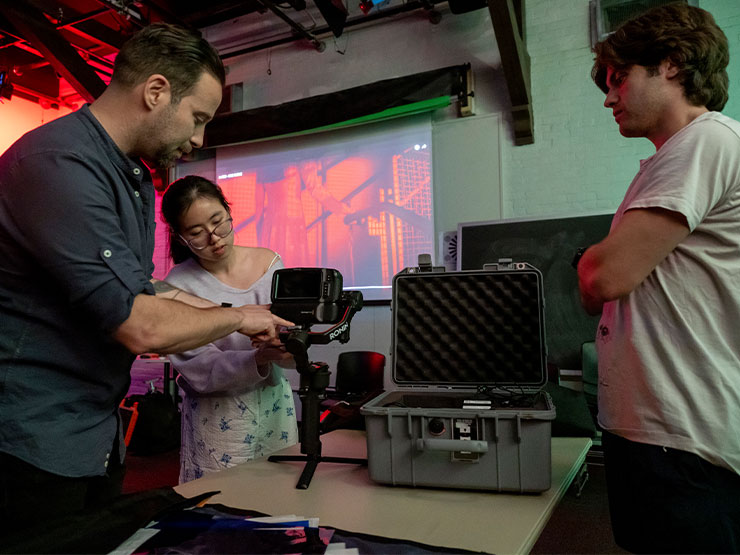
[391,265,547,388]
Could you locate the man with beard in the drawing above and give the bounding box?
[0,23,290,534]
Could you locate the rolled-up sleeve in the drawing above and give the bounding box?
[3,151,153,333]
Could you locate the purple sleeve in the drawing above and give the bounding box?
[168,340,270,394]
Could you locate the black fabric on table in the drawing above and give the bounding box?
[0,487,216,554]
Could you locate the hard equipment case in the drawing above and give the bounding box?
[360,259,555,492]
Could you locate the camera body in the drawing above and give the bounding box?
[270,268,348,326]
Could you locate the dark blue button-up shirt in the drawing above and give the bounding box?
[0,105,156,477]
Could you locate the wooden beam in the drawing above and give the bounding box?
[0,0,107,102]
[30,1,126,50]
[488,0,533,145]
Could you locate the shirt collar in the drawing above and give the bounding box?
[77,103,149,186]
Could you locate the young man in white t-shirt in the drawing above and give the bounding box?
[576,4,740,553]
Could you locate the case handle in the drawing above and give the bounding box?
[414,438,489,453]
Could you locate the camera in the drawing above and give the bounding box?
[271,268,356,326]
[267,267,364,489]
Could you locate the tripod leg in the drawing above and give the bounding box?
[296,456,319,489]
[299,383,322,457]
[320,456,367,466]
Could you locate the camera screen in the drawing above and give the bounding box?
[274,270,321,299]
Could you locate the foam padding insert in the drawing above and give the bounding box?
[393,270,546,385]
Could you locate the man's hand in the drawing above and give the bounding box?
[234,304,293,344]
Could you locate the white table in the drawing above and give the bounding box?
[176,429,592,554]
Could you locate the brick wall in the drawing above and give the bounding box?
[502,0,740,219]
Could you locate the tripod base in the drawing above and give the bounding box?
[268,454,367,489]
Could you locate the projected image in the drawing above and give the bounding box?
[175,117,433,301]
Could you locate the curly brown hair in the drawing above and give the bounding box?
[592,3,729,112]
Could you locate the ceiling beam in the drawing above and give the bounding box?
[59,14,126,53]
[131,0,190,28]
[29,1,126,50]
[488,0,533,145]
[0,0,107,101]
[171,0,265,29]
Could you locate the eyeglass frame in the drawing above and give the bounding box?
[178,217,234,250]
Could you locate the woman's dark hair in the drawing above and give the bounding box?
[112,23,225,103]
[592,3,729,112]
[161,175,231,264]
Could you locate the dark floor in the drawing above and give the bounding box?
[123,446,625,554]
[531,457,627,554]
[122,447,180,495]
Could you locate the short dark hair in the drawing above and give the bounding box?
[112,23,225,103]
[592,3,729,111]
[161,175,231,263]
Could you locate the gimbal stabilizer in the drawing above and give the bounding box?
[268,268,363,489]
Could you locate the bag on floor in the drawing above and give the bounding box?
[122,392,180,455]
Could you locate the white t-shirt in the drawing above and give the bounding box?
[597,111,740,474]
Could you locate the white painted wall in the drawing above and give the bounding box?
[207,6,505,116]
[200,1,740,388]
[504,0,740,218]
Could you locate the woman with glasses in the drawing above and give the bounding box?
[161,175,298,483]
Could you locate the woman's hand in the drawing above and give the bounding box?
[254,343,293,367]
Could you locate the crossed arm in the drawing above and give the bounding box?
[577,207,690,315]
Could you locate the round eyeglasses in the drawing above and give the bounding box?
[179,218,234,250]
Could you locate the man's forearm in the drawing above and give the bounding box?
[114,294,242,354]
[151,278,217,308]
[115,291,288,355]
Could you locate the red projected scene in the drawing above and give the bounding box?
[175,117,434,301]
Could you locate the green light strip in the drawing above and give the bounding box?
[245,95,451,144]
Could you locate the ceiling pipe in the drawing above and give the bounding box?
[90,0,145,26]
[258,0,325,52]
[3,39,113,77]
[10,82,79,110]
[222,0,439,59]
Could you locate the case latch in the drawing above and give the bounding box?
[408,253,446,274]
[483,258,528,271]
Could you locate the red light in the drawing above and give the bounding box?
[359,0,374,15]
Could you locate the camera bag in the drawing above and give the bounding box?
[360,259,555,492]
